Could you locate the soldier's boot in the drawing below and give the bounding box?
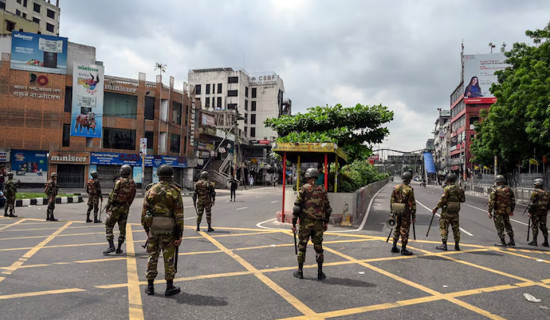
[8,208,17,218]
[49,212,58,222]
[542,235,549,247]
[507,236,515,247]
[500,236,508,247]
[103,239,115,255]
[391,240,400,253]
[86,211,92,223]
[145,279,154,295]
[196,223,200,232]
[93,213,100,223]
[207,223,215,232]
[116,241,124,254]
[528,238,537,246]
[436,241,448,251]
[45,210,51,221]
[4,207,8,217]
[317,262,326,280]
[293,263,304,279]
[165,280,181,296]
[401,244,413,256]
[454,241,460,251]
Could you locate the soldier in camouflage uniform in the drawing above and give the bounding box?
[86,171,103,223]
[488,175,515,247]
[142,165,184,296]
[44,172,59,221]
[527,178,549,247]
[3,173,18,218]
[103,165,136,255]
[291,167,332,280]
[390,172,416,255]
[432,173,465,251]
[193,171,216,232]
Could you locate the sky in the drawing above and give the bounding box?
[59,0,550,153]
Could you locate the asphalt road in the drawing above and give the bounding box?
[0,182,549,320]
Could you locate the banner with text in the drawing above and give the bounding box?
[10,31,68,75]
[10,150,48,183]
[71,63,104,138]
[463,53,508,100]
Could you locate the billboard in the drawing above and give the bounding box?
[463,53,508,99]
[71,63,104,138]
[10,31,68,75]
[10,150,48,183]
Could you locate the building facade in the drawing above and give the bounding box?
[433,108,450,179]
[1,0,60,35]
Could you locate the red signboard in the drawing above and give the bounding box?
[464,97,497,105]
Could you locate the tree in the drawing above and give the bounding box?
[154,62,166,78]
[264,103,394,161]
[470,21,550,172]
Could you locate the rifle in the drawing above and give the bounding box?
[527,218,531,242]
[385,211,395,243]
[385,228,393,243]
[172,214,181,273]
[142,236,149,249]
[99,200,105,221]
[426,210,436,237]
[293,229,298,255]
[412,221,416,241]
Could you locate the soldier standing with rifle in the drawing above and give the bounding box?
[3,172,18,218]
[488,175,515,247]
[86,171,103,223]
[44,172,59,221]
[390,172,416,256]
[432,173,465,251]
[103,165,136,255]
[291,168,332,280]
[142,164,183,296]
[527,178,549,247]
[193,171,215,232]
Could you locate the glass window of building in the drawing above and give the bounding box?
[251,101,256,111]
[194,84,201,95]
[228,103,237,110]
[103,128,136,150]
[251,114,256,125]
[251,88,257,98]
[62,124,70,147]
[172,102,182,124]
[227,90,238,97]
[245,87,249,97]
[64,87,72,112]
[145,131,154,149]
[217,83,222,94]
[46,23,54,32]
[244,100,248,110]
[206,84,210,95]
[217,97,222,109]
[170,134,180,153]
[145,96,155,120]
[104,92,137,119]
[47,9,55,19]
[32,17,40,24]
[33,3,40,13]
[228,76,238,83]
[250,127,255,138]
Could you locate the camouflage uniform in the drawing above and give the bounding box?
[528,188,549,243]
[194,178,215,226]
[44,178,59,221]
[390,183,416,246]
[86,178,102,222]
[3,178,17,217]
[293,183,331,265]
[142,181,184,282]
[488,185,515,240]
[434,184,465,243]
[105,177,136,243]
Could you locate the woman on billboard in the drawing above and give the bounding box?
[465,76,483,98]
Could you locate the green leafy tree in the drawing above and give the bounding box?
[264,103,394,161]
[471,22,550,172]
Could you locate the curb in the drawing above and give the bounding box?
[7,196,84,208]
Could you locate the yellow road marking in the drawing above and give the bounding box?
[0,288,86,300]
[0,219,26,231]
[0,221,73,282]
[499,248,550,264]
[125,224,144,320]
[200,231,322,319]
[0,231,104,241]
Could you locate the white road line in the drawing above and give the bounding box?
[256,218,277,229]
[184,206,195,209]
[236,207,248,211]
[271,201,279,204]
[416,200,474,237]
[462,203,529,226]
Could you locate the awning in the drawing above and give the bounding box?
[423,152,436,174]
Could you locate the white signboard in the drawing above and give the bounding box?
[464,53,508,99]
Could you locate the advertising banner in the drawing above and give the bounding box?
[90,152,187,168]
[10,31,68,75]
[71,63,104,138]
[463,53,508,100]
[10,150,48,183]
[0,150,10,163]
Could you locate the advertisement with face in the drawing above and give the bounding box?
[10,150,48,183]
[463,53,509,99]
[10,31,68,75]
[71,63,104,138]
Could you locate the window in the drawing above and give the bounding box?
[32,17,40,24]
[160,99,168,121]
[104,92,137,119]
[170,134,180,153]
[250,127,256,138]
[0,2,5,10]
[103,128,136,150]
[227,103,237,110]
[206,84,210,94]
[145,131,154,149]
[145,96,155,120]
[62,124,70,147]
[205,97,210,108]
[217,83,222,94]
[217,97,222,109]
[16,0,21,4]
[47,9,55,19]
[22,13,26,18]
[46,23,54,33]
[227,90,238,97]
[6,20,15,32]
[23,0,27,7]
[251,101,256,111]
[228,76,238,83]
[244,100,248,110]
[33,3,40,13]
[184,105,189,126]
[251,114,256,125]
[251,88,257,98]
[244,113,248,124]
[64,87,72,112]
[159,132,167,153]
[172,102,182,124]
[16,9,21,16]
[244,126,248,137]
[194,84,201,95]
[245,87,249,97]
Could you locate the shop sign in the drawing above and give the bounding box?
[90,152,141,166]
[0,150,10,163]
[10,149,48,183]
[49,152,89,164]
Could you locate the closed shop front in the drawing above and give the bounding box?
[49,152,90,188]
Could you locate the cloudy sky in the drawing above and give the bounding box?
[60,0,550,152]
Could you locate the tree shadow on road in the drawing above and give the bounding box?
[306,277,376,288]
[168,292,229,306]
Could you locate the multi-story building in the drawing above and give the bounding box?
[433,108,450,178]
[1,0,60,35]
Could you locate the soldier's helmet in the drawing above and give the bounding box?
[495,175,506,184]
[157,164,174,178]
[200,171,209,179]
[401,172,412,182]
[51,172,57,178]
[305,167,319,179]
[7,172,14,178]
[119,165,132,178]
[534,178,544,187]
[90,171,98,178]
[446,173,457,182]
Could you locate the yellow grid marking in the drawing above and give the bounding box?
[124,224,144,320]
[0,288,86,300]
[0,219,26,231]
[0,231,104,241]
